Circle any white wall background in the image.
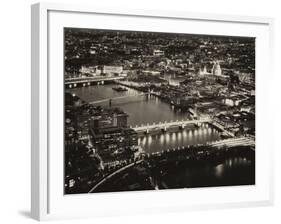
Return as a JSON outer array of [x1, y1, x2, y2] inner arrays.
[[0, 0, 280, 223]]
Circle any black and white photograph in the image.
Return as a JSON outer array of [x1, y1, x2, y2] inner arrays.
[[64, 28, 255, 194], [1, 0, 280, 222]]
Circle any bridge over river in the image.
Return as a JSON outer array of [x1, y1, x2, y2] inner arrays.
[[131, 118, 211, 133], [89, 92, 150, 105], [211, 136, 255, 148], [130, 117, 235, 138], [65, 76, 125, 88], [88, 136, 254, 193]]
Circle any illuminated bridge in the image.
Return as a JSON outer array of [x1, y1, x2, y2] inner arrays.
[[65, 76, 125, 88], [131, 118, 212, 133], [88, 136, 254, 193], [131, 117, 236, 137], [210, 137, 255, 148], [211, 120, 235, 137]]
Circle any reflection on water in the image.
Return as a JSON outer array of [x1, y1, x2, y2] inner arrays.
[[68, 84, 138, 102], [138, 126, 220, 153], [161, 156, 255, 188], [68, 84, 190, 126], [69, 84, 221, 153], [214, 157, 253, 179], [69, 84, 255, 188], [215, 164, 224, 177], [213, 157, 253, 179]]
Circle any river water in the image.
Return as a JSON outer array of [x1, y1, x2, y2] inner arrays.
[[68, 84, 255, 188], [138, 125, 221, 153], [67, 84, 221, 153], [68, 84, 189, 126], [159, 156, 255, 189]]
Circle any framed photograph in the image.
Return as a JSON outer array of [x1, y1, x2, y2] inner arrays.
[[31, 2, 274, 221]]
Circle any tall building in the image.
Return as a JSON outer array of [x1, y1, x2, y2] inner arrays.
[[113, 112, 128, 128], [198, 65, 209, 76], [90, 109, 128, 129], [79, 65, 101, 76], [212, 61, 222, 76], [102, 66, 123, 76]]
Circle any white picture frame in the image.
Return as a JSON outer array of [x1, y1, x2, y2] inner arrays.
[[31, 2, 274, 221]]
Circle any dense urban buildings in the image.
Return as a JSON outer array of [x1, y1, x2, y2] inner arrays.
[[64, 28, 255, 194]]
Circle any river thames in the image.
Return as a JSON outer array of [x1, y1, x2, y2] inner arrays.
[[67, 84, 221, 153], [67, 83, 255, 190]]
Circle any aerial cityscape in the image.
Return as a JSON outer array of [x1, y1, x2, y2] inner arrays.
[[64, 28, 255, 194]]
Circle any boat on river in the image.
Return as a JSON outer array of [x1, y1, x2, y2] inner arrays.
[[112, 86, 128, 92]]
